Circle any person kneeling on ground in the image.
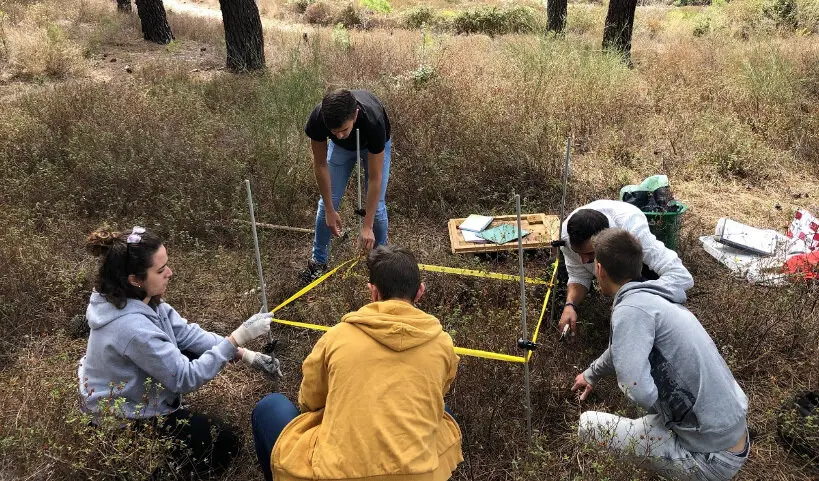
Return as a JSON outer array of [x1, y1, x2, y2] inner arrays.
[[571, 228, 749, 481], [78, 226, 280, 477], [559, 199, 694, 337], [252, 245, 463, 481]]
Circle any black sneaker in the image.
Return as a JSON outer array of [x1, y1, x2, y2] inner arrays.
[[298, 259, 327, 285]]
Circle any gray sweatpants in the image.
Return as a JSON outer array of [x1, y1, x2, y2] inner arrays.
[[578, 411, 748, 481]]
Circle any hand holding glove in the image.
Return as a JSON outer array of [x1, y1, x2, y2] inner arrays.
[[230, 312, 273, 346], [241, 348, 283, 380]]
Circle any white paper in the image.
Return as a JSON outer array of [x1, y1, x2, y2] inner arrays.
[[461, 230, 488, 243], [715, 218, 779, 256], [459, 214, 493, 232]]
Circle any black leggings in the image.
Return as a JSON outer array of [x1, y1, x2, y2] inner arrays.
[[153, 409, 240, 479]]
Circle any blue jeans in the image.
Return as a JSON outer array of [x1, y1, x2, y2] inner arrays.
[[252, 393, 300, 481], [312, 139, 391, 264]]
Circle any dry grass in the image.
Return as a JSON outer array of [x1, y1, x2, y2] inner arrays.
[[0, 0, 818, 479]]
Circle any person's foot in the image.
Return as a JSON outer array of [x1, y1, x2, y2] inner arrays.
[[298, 259, 327, 285]]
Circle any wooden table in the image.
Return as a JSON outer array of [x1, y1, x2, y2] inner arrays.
[[447, 214, 561, 254]]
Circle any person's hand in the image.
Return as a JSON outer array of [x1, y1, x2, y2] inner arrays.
[[241, 349, 283, 380], [558, 305, 578, 338], [571, 372, 593, 401], [325, 209, 343, 237], [357, 225, 376, 253], [230, 312, 273, 346]]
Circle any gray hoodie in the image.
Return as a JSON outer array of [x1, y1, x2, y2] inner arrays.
[[583, 280, 748, 453], [77, 291, 237, 419]]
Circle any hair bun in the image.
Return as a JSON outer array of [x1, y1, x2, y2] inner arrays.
[[86, 229, 123, 257]]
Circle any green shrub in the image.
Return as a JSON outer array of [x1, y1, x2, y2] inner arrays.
[[452, 6, 543, 37], [763, 0, 799, 27], [334, 2, 364, 28], [332, 23, 351, 50], [361, 0, 391, 14], [403, 5, 437, 29], [692, 12, 712, 36], [0, 334, 180, 479]]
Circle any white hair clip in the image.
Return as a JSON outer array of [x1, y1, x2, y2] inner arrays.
[[127, 226, 146, 244]]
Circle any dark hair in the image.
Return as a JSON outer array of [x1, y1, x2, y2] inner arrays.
[[86, 227, 163, 309], [367, 245, 420, 301], [321, 89, 357, 130], [592, 228, 643, 284], [567, 209, 609, 247]]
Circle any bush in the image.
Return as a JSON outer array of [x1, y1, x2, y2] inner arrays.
[[304, 0, 332, 25], [796, 0, 819, 32], [361, 0, 391, 14], [334, 2, 365, 28], [763, 0, 799, 28], [7, 22, 83, 79], [452, 6, 543, 37], [332, 22, 351, 50], [403, 5, 437, 29], [0, 333, 180, 479], [288, 0, 313, 14], [0, 58, 324, 245], [689, 114, 778, 182], [567, 4, 603, 35]]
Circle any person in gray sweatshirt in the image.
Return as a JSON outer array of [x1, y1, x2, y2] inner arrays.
[[78, 226, 279, 476], [571, 228, 749, 481]]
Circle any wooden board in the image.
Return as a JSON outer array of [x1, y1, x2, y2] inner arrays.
[[448, 214, 561, 254]]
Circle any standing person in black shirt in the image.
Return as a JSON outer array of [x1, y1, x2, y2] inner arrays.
[[300, 89, 392, 282]]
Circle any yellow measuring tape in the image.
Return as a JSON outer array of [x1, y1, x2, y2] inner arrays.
[[268, 257, 559, 363], [417, 264, 552, 286], [271, 258, 360, 314], [527, 258, 559, 362]]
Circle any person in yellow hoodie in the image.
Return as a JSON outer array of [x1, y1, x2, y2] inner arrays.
[[251, 245, 463, 481]]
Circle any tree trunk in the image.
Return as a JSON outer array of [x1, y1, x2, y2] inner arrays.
[[546, 0, 567, 35], [116, 0, 132, 13], [135, 0, 173, 44], [602, 0, 637, 64], [219, 0, 266, 72]]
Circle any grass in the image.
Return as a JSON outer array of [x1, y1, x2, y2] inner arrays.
[[0, 0, 818, 479]]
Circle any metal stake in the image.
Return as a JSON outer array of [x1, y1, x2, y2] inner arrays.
[[516, 194, 533, 442], [356, 128, 362, 233], [559, 137, 571, 233], [550, 138, 572, 327], [244, 180, 269, 314]]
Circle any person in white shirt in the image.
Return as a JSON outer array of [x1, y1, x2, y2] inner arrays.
[[558, 200, 693, 337]]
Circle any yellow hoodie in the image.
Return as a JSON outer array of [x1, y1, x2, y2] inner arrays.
[[272, 300, 463, 481]]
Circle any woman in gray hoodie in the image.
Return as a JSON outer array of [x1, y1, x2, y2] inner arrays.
[[78, 226, 278, 477]]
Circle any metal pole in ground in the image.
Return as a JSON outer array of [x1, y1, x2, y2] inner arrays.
[[559, 137, 571, 238], [244, 179, 269, 314], [550, 138, 572, 327], [516, 193, 533, 442], [356, 128, 362, 234]]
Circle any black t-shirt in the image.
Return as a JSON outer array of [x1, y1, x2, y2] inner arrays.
[[304, 90, 391, 154]]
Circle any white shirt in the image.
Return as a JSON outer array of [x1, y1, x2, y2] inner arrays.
[[559, 200, 694, 291]]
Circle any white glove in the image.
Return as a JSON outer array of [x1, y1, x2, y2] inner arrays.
[[241, 349, 283, 380], [231, 312, 273, 346]]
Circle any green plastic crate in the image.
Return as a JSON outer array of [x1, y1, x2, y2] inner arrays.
[[644, 201, 688, 251]]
